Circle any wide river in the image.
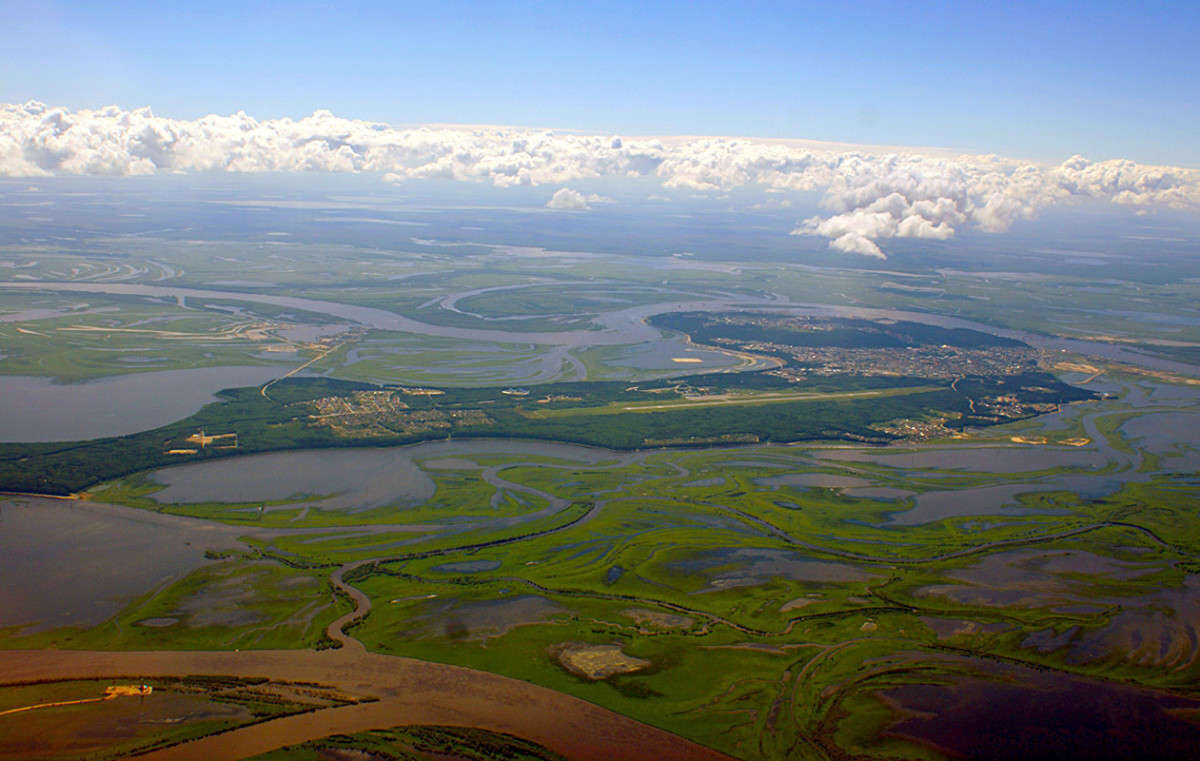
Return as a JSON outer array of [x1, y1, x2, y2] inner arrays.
[[3, 280, 1198, 372]]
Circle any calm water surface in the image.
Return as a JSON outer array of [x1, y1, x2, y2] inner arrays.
[[148, 438, 621, 511], [0, 366, 287, 442], [0, 497, 246, 631]]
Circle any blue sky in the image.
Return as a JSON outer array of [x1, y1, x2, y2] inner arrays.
[[3, 0, 1197, 166]]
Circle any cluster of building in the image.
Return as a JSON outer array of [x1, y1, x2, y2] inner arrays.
[[968, 394, 1060, 423], [304, 390, 490, 438], [166, 430, 238, 455], [755, 344, 1039, 379], [871, 417, 964, 441]]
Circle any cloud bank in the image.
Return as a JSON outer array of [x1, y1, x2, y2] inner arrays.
[[3, 101, 1199, 258]]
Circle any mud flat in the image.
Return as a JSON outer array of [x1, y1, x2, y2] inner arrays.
[[553, 643, 651, 680]]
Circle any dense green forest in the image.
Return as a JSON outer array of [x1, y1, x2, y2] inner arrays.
[[0, 370, 1091, 495], [649, 311, 1027, 349]]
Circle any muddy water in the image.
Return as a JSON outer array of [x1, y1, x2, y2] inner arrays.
[[672, 547, 874, 590], [816, 446, 1108, 473], [603, 338, 741, 372], [0, 437, 620, 630], [0, 687, 252, 761], [149, 448, 437, 512], [147, 438, 621, 512], [0, 498, 246, 631], [0, 366, 287, 442]]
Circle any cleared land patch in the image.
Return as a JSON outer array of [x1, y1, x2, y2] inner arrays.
[[522, 385, 943, 418]]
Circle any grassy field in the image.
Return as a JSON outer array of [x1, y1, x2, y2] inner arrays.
[[0, 293, 304, 382]]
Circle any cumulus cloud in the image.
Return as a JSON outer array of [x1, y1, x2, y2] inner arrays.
[[547, 187, 590, 210], [2, 101, 1199, 257], [546, 189, 612, 210]]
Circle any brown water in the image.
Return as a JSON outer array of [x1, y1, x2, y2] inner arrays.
[[149, 447, 436, 512], [0, 498, 247, 631]]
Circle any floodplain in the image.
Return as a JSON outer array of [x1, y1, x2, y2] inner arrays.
[[2, 181, 1200, 760]]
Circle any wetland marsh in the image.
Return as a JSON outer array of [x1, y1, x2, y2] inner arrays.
[[3, 182, 1200, 761], [4, 369, 1198, 760]]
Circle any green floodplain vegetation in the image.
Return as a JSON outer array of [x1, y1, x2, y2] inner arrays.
[[10, 559, 355, 652], [3, 368, 1199, 760], [5, 236, 1200, 388], [0, 292, 305, 382], [4, 240, 1200, 759], [245, 726, 570, 761]]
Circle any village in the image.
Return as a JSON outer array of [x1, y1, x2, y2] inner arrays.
[[753, 342, 1040, 380]]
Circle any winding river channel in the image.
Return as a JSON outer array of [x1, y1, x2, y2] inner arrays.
[[3, 279, 1200, 759], [3, 279, 1198, 371]]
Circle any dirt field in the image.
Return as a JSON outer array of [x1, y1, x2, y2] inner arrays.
[[525, 385, 940, 418], [553, 643, 652, 680]]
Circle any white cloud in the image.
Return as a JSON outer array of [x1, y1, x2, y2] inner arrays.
[[2, 101, 1199, 257], [546, 187, 590, 210]]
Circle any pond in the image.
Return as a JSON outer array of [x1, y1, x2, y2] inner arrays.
[[146, 438, 622, 512], [878, 660, 1200, 761]]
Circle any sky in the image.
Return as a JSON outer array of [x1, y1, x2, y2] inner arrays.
[[3, 0, 1198, 167]]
